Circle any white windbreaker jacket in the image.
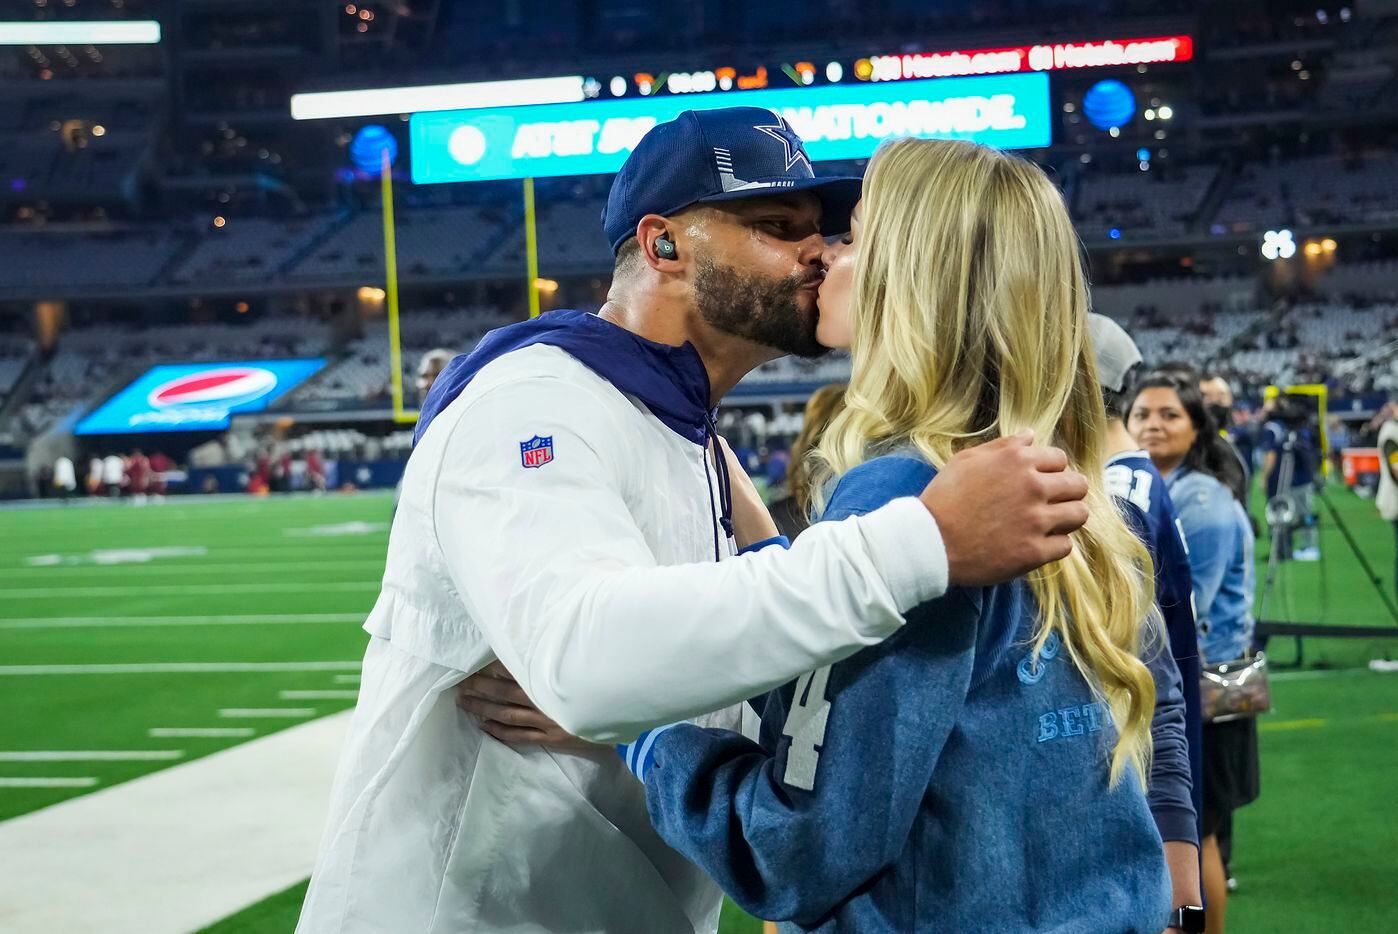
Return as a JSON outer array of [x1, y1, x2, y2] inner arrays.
[[298, 314, 949, 934], [1378, 417, 1397, 521]]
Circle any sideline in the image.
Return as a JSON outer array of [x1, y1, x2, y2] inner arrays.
[[0, 710, 351, 933]]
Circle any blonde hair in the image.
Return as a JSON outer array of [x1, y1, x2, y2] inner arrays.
[[787, 383, 847, 520], [812, 138, 1158, 788]]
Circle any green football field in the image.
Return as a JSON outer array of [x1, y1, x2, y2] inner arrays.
[[1, 486, 1394, 933]]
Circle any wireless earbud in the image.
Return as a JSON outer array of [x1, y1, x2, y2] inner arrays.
[[655, 235, 677, 259]]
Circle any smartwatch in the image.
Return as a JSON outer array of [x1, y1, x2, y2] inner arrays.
[[1168, 905, 1206, 932]]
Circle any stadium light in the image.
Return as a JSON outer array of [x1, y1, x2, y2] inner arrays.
[[290, 76, 585, 121], [0, 21, 161, 45], [1262, 229, 1296, 261]]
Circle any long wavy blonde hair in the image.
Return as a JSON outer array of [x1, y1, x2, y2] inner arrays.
[[812, 137, 1158, 788]]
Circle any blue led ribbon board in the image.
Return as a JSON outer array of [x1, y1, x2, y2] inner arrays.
[[410, 72, 1050, 184]]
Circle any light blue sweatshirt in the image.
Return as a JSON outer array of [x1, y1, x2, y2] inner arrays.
[[1164, 467, 1256, 664], [631, 456, 1172, 932]]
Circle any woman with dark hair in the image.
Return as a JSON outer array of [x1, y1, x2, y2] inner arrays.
[[1128, 371, 1259, 934], [767, 383, 847, 539]]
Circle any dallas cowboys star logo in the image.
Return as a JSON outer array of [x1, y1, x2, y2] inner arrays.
[[753, 115, 812, 175]]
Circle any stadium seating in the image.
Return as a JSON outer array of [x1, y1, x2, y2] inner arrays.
[[739, 352, 855, 391], [0, 227, 182, 294], [169, 217, 341, 284], [291, 307, 512, 404], [286, 206, 505, 282], [1074, 165, 1219, 240], [1089, 275, 1260, 319], [1215, 152, 1398, 233], [2, 145, 1396, 297], [490, 199, 613, 272]]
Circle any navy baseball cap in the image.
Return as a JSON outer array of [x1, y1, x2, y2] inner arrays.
[[602, 107, 863, 254]]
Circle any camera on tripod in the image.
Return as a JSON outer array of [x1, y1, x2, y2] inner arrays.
[[1268, 393, 1316, 432], [1260, 390, 1321, 555]]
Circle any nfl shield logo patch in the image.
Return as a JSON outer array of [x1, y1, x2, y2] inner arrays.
[[520, 435, 554, 469]]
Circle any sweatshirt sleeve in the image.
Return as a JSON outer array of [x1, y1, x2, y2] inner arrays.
[[637, 458, 978, 926], [1173, 482, 1240, 645], [428, 378, 949, 742], [1142, 629, 1197, 844], [1119, 500, 1198, 846]]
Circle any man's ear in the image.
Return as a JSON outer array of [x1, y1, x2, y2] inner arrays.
[[635, 215, 681, 270]]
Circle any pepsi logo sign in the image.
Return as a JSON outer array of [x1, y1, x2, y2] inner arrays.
[[147, 367, 278, 410], [76, 358, 326, 436]]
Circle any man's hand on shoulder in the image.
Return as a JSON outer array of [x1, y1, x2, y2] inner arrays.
[[920, 431, 1090, 587]]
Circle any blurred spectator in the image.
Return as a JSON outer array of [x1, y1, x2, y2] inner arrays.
[[53, 455, 76, 500], [767, 384, 846, 540], [149, 451, 173, 496], [128, 450, 151, 498], [416, 348, 456, 402], [1128, 372, 1259, 934], [1201, 373, 1251, 488], [1376, 402, 1398, 595], [101, 453, 126, 497], [307, 449, 327, 492], [1260, 401, 1321, 561]]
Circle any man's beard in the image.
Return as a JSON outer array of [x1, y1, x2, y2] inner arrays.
[[693, 257, 829, 359]]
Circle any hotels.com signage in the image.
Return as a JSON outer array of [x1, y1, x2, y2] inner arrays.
[[860, 35, 1194, 82]]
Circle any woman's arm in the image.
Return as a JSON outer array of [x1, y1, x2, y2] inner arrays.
[[638, 598, 977, 926], [1173, 481, 1241, 645], [1143, 636, 1197, 845], [633, 457, 979, 925]]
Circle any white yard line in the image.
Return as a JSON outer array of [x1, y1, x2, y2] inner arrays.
[[332, 674, 361, 684], [0, 582, 377, 599], [218, 708, 316, 719], [0, 751, 183, 762], [279, 690, 358, 700], [0, 777, 98, 789], [0, 614, 364, 630], [0, 709, 351, 933], [149, 728, 255, 738], [0, 561, 383, 576], [1270, 667, 1381, 681], [0, 661, 361, 676]]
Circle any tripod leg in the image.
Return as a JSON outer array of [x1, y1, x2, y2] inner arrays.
[[1317, 489, 1398, 626]]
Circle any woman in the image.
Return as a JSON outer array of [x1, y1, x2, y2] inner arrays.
[[1128, 372, 1259, 934], [619, 138, 1174, 932]]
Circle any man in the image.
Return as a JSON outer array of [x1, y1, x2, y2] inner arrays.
[[298, 108, 1091, 934], [52, 455, 76, 501], [415, 347, 454, 401], [101, 452, 125, 497], [1090, 315, 1205, 930], [86, 456, 103, 496], [127, 449, 151, 501], [1261, 396, 1320, 560], [1201, 372, 1252, 486], [393, 348, 457, 506]]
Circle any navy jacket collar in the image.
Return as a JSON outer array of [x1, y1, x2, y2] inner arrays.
[[414, 309, 714, 447]]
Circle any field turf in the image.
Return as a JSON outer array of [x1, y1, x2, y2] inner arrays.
[[1, 486, 1394, 933]]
